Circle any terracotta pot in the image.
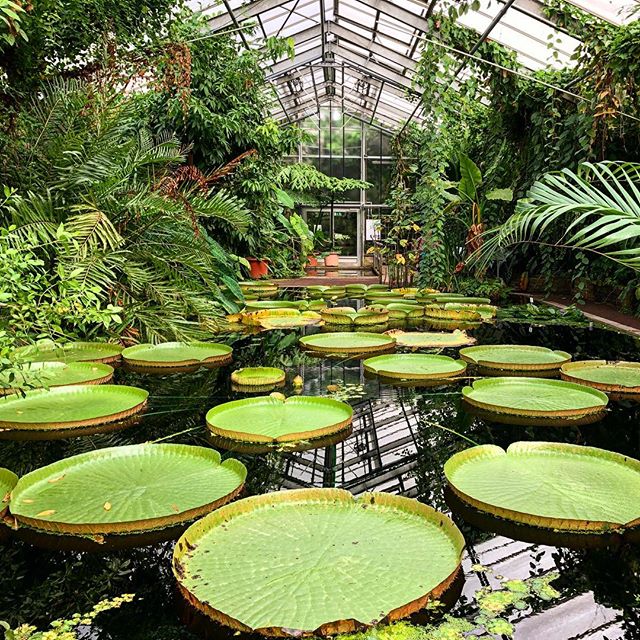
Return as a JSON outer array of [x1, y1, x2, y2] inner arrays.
[[247, 257, 269, 279], [323, 252, 339, 268], [306, 254, 319, 276]]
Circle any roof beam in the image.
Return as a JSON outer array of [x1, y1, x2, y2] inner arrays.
[[208, 0, 284, 31], [350, 0, 430, 31], [328, 22, 418, 74]]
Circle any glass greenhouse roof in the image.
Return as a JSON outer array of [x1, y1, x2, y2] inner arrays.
[[194, 0, 640, 130]]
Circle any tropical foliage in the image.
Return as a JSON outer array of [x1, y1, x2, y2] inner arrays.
[[473, 161, 640, 273]]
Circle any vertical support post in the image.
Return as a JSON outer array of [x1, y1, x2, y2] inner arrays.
[[358, 119, 366, 266]]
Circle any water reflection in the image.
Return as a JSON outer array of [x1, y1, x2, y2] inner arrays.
[[1, 320, 639, 638]]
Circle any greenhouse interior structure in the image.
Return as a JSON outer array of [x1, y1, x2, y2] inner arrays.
[[2, 0, 640, 638]]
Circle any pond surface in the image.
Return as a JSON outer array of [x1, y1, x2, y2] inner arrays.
[[2, 316, 640, 639]]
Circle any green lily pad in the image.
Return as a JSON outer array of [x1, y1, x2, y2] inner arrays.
[[560, 360, 640, 395], [300, 332, 395, 355], [462, 377, 608, 421], [206, 395, 352, 450], [460, 345, 571, 372], [424, 307, 482, 322], [321, 306, 389, 326], [429, 295, 491, 305], [230, 367, 285, 387], [0, 385, 149, 437], [1, 467, 18, 516], [0, 361, 113, 394], [382, 303, 425, 319], [10, 444, 246, 540], [364, 354, 467, 380], [173, 489, 464, 636], [122, 342, 232, 368], [386, 330, 476, 349], [445, 441, 640, 532], [244, 300, 304, 311], [444, 303, 497, 320], [14, 341, 123, 364]]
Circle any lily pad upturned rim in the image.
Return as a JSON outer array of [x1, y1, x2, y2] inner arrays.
[[320, 306, 389, 325], [423, 307, 482, 321], [230, 367, 286, 387], [0, 361, 114, 395], [122, 341, 233, 368], [364, 354, 467, 380], [1, 467, 18, 515], [10, 444, 247, 535], [0, 385, 149, 431], [385, 330, 476, 348], [173, 488, 465, 637], [14, 341, 123, 364], [300, 332, 396, 354], [560, 360, 640, 393], [445, 441, 640, 532], [459, 344, 572, 371], [205, 395, 353, 445], [462, 377, 608, 417]]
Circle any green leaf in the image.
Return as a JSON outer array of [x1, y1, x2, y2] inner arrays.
[[485, 188, 513, 201], [458, 154, 482, 203]]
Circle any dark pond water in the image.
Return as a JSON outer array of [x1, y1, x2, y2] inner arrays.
[[2, 314, 640, 639]]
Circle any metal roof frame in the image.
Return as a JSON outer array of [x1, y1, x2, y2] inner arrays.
[[198, 0, 640, 129]]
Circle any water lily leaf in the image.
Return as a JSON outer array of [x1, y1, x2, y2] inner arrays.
[[462, 377, 607, 418], [560, 360, 640, 395], [364, 354, 466, 380], [0, 385, 149, 436], [460, 345, 571, 372], [445, 441, 640, 531], [122, 342, 232, 368], [300, 332, 395, 355], [0, 361, 114, 394], [173, 489, 464, 636], [14, 341, 123, 364], [385, 330, 476, 349], [231, 367, 286, 387], [206, 395, 353, 448], [11, 444, 246, 538]]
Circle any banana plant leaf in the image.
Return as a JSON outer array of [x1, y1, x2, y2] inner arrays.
[[14, 341, 123, 364], [10, 444, 246, 538], [462, 377, 608, 417], [300, 332, 396, 354], [460, 345, 571, 371], [206, 395, 353, 447], [0, 361, 113, 394], [123, 342, 232, 367], [0, 385, 149, 435], [385, 330, 476, 348], [364, 354, 467, 380], [173, 488, 464, 637], [560, 360, 640, 395], [230, 368, 286, 387], [445, 441, 640, 532]]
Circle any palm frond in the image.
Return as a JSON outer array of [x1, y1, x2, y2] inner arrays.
[[471, 161, 640, 271]]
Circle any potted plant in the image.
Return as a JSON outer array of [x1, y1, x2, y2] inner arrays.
[[246, 257, 270, 279], [322, 250, 339, 268]]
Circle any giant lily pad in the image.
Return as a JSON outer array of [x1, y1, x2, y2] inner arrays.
[[428, 295, 491, 305], [1, 467, 18, 517], [206, 395, 352, 452], [445, 442, 640, 533], [423, 307, 482, 322], [10, 444, 246, 545], [122, 342, 232, 368], [173, 488, 464, 637], [379, 303, 424, 319], [462, 377, 608, 425], [244, 300, 304, 311], [230, 367, 285, 387], [364, 354, 466, 380], [560, 360, 640, 396], [385, 330, 476, 349], [14, 341, 123, 364], [0, 361, 113, 395], [0, 385, 149, 438], [444, 303, 497, 320], [321, 306, 389, 326], [460, 344, 571, 373], [300, 332, 395, 355]]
